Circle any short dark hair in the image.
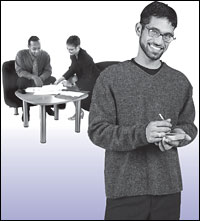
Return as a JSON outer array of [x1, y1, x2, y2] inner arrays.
[[28, 36, 40, 46], [140, 1, 177, 28], [66, 35, 80, 47]]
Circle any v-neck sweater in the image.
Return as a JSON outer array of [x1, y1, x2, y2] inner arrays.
[[88, 60, 197, 198]]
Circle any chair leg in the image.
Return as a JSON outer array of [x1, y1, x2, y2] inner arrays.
[[54, 104, 59, 120], [14, 107, 19, 115]]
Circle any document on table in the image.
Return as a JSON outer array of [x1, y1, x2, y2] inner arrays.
[[56, 91, 85, 97], [25, 85, 86, 97], [25, 84, 66, 95]]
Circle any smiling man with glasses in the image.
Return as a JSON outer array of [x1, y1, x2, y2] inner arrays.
[[135, 10, 177, 63], [88, 1, 197, 220]]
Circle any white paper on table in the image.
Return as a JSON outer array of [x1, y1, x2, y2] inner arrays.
[[33, 91, 58, 95], [25, 84, 66, 95], [41, 84, 65, 91], [57, 91, 85, 97], [25, 87, 39, 93]]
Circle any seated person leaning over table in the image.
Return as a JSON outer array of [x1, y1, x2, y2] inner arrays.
[[15, 36, 64, 121], [54, 35, 101, 120]]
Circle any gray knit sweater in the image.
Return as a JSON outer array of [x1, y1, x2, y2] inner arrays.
[[88, 60, 197, 199]]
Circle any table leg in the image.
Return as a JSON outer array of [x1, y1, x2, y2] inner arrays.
[[75, 100, 81, 133], [40, 105, 46, 143], [23, 101, 29, 127], [54, 104, 59, 120]]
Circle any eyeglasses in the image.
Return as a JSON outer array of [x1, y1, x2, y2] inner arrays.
[[67, 47, 76, 52], [145, 26, 176, 43]]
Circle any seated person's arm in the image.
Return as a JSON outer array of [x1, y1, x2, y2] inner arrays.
[[55, 62, 76, 84], [39, 53, 52, 81], [55, 76, 65, 84], [62, 75, 78, 87], [15, 52, 43, 87], [15, 53, 33, 80]]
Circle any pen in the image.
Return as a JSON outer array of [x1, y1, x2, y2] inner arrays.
[[159, 113, 165, 120]]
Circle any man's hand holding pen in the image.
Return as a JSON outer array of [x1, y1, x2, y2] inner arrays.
[[146, 114, 192, 152], [146, 118, 172, 144]]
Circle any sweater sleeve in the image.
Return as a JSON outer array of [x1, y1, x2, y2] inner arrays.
[[174, 84, 198, 147], [88, 74, 149, 152]]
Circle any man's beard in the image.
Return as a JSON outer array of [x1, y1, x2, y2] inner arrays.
[[139, 38, 164, 61]]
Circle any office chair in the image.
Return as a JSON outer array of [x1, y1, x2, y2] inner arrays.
[[81, 61, 120, 111], [95, 61, 119, 72], [2, 60, 23, 115]]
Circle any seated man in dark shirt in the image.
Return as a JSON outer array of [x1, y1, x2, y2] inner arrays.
[[55, 35, 100, 120], [15, 36, 56, 120]]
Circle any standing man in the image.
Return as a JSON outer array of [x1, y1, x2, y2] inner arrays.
[[88, 1, 197, 220], [15, 36, 56, 119]]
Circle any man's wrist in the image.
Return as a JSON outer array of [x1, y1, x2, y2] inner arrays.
[[30, 75, 35, 80], [39, 76, 44, 82]]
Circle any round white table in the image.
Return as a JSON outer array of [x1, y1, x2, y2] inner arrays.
[[15, 91, 88, 143]]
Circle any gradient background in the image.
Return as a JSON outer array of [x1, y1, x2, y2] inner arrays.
[[1, 1, 199, 220]]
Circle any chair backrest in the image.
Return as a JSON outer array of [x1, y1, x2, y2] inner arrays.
[[2, 60, 22, 107], [95, 61, 120, 72]]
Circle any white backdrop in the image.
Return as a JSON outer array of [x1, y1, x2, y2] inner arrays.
[[1, 1, 199, 126], [1, 1, 199, 220]]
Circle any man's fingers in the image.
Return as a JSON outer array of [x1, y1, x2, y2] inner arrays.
[[162, 143, 173, 151], [158, 142, 165, 152], [151, 132, 166, 138], [159, 138, 174, 151], [155, 127, 172, 133], [164, 137, 178, 146], [185, 134, 192, 141], [155, 120, 172, 127], [150, 137, 163, 143]]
